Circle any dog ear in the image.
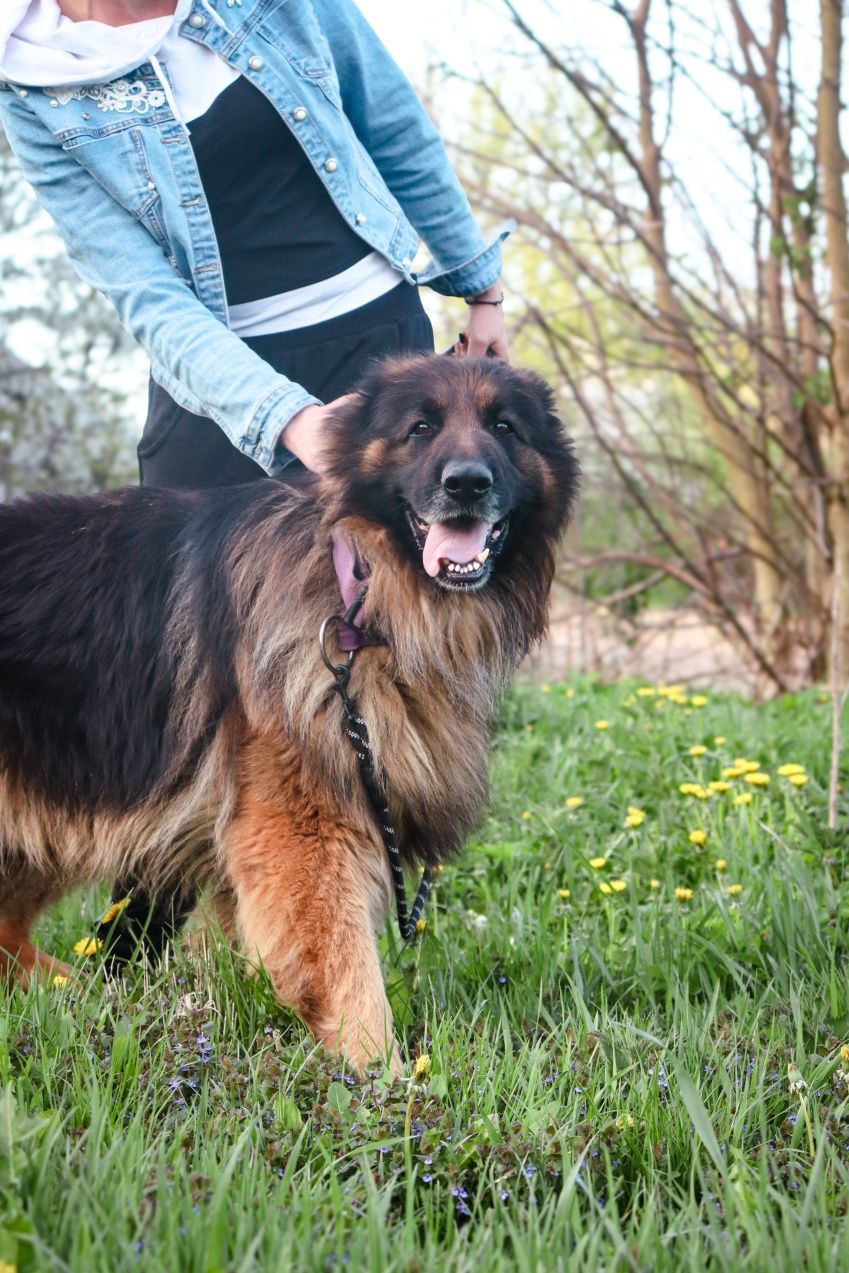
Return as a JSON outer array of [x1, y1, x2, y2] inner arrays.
[[510, 368, 566, 433]]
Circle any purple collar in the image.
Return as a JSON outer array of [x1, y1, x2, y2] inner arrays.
[[330, 529, 383, 651]]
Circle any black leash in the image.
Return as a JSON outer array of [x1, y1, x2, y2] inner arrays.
[[319, 590, 433, 941]]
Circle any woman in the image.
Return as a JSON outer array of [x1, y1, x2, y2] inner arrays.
[[0, 0, 510, 957]]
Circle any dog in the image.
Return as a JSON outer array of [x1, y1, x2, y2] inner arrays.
[[0, 354, 578, 1072]]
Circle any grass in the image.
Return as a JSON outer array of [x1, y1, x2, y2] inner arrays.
[[3, 676, 849, 1271]]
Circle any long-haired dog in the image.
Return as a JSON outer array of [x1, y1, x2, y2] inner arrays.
[[0, 355, 577, 1072]]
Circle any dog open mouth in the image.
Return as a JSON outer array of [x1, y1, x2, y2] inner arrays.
[[406, 508, 508, 588]]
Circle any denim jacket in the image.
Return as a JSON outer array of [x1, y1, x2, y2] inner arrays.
[[0, 0, 511, 472]]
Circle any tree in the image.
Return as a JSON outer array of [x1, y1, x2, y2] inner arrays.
[[448, 0, 849, 691]]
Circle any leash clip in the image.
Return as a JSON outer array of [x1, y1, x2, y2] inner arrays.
[[318, 613, 354, 677]]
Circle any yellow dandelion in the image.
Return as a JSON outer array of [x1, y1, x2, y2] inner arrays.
[[628, 804, 646, 818], [595, 720, 610, 731], [840, 1044, 849, 1064], [0, 1261, 17, 1273], [615, 1113, 636, 1129], [566, 796, 584, 809], [73, 937, 102, 957], [688, 745, 708, 757], [654, 699, 667, 710], [589, 857, 607, 870], [675, 887, 694, 902], [521, 810, 532, 821], [788, 773, 809, 788], [669, 693, 688, 706], [708, 780, 731, 794], [777, 763, 806, 777], [558, 888, 570, 899], [715, 858, 727, 872], [688, 829, 707, 845], [599, 882, 613, 895], [722, 766, 745, 779], [52, 974, 69, 988], [564, 687, 575, 698], [624, 814, 643, 829], [413, 1054, 432, 1080], [416, 918, 427, 934], [713, 736, 727, 745], [690, 695, 708, 707], [727, 884, 743, 896], [610, 879, 628, 893], [636, 687, 656, 697], [649, 878, 661, 890], [679, 783, 709, 799], [733, 792, 753, 805], [541, 684, 550, 694], [100, 895, 132, 925], [742, 761, 762, 774], [744, 772, 770, 786]]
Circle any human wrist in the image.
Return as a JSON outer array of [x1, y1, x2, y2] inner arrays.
[[463, 281, 504, 306]]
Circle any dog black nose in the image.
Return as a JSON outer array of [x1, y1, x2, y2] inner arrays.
[[441, 460, 493, 502]]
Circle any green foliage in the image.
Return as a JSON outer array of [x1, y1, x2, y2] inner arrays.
[[6, 679, 849, 1270]]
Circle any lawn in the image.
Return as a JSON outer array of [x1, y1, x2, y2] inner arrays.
[[2, 678, 849, 1272]]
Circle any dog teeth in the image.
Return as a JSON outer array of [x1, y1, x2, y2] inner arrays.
[[446, 559, 484, 576], [478, 548, 490, 563]]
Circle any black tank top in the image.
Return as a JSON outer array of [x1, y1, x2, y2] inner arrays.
[[187, 75, 370, 305]]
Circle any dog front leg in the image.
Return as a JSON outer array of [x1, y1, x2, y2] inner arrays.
[[224, 754, 399, 1076]]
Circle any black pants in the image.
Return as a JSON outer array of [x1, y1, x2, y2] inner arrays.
[[103, 283, 434, 963]]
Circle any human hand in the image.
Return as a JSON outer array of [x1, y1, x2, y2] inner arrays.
[[454, 283, 509, 361], [281, 393, 358, 473]]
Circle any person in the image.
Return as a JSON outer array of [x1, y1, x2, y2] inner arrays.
[[0, 0, 511, 958]]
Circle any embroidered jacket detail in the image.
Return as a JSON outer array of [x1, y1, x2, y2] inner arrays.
[[45, 80, 167, 114]]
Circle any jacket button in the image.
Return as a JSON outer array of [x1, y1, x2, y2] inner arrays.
[[147, 180, 156, 191], [189, 12, 205, 26], [324, 157, 338, 173], [292, 106, 308, 122], [49, 99, 58, 107], [82, 111, 90, 119], [19, 89, 28, 97], [248, 55, 264, 72], [355, 213, 366, 225]]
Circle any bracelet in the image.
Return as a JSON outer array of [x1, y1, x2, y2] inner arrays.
[[464, 294, 504, 307]]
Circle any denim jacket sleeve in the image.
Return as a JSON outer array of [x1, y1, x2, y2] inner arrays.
[[0, 94, 320, 474], [313, 0, 509, 297]]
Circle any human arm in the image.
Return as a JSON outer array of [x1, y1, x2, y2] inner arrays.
[[313, 0, 512, 300], [0, 91, 320, 474]]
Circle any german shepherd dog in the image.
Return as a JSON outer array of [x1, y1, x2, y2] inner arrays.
[[0, 355, 577, 1073]]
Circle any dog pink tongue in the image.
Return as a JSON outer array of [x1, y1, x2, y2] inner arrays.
[[422, 521, 490, 578]]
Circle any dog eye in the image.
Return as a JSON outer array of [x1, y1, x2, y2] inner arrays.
[[409, 420, 433, 437], [489, 419, 514, 435]]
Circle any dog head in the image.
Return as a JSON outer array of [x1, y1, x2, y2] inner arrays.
[[321, 355, 578, 594]]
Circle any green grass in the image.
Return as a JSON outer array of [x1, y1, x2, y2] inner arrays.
[[3, 677, 849, 1271]]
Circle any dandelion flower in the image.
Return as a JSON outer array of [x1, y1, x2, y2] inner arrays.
[[714, 736, 727, 745], [558, 888, 570, 899], [744, 772, 770, 787], [715, 858, 727, 872], [688, 745, 707, 757], [727, 883, 743, 896], [521, 810, 532, 821], [73, 937, 102, 957], [649, 878, 661, 890], [610, 878, 628, 892], [413, 1054, 432, 1080], [675, 887, 694, 902], [679, 783, 709, 799], [599, 882, 613, 895], [690, 695, 708, 707], [589, 857, 607, 870], [708, 781, 731, 794], [100, 895, 132, 925], [595, 720, 610, 731], [52, 974, 69, 988], [722, 766, 745, 779], [566, 796, 584, 809], [733, 792, 753, 805], [615, 1113, 636, 1129], [788, 773, 809, 787], [669, 693, 688, 706], [840, 1044, 849, 1064], [637, 687, 656, 697], [541, 684, 550, 694], [688, 829, 707, 845], [777, 763, 806, 777], [564, 687, 575, 698], [742, 761, 762, 774], [416, 918, 427, 934], [625, 806, 646, 828]]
